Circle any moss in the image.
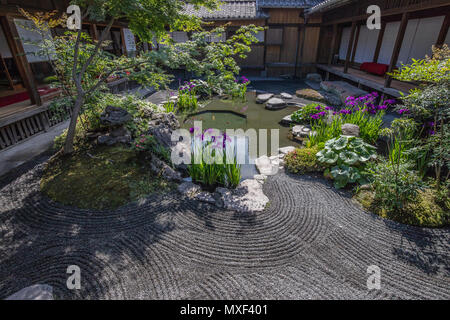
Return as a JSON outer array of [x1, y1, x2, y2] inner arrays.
[[354, 188, 449, 228], [41, 145, 174, 210]]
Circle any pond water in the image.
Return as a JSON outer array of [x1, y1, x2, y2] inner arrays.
[[178, 92, 303, 179], [180, 92, 302, 149]]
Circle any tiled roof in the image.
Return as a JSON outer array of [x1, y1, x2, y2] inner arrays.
[[257, 0, 323, 8], [184, 1, 268, 20]]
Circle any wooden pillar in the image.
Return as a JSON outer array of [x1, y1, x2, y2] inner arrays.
[[344, 21, 356, 74], [328, 24, 338, 65], [436, 13, 449, 47], [1, 16, 41, 106], [373, 21, 386, 63], [298, 18, 308, 78], [385, 12, 409, 88], [262, 19, 268, 75], [90, 24, 99, 41], [294, 25, 301, 78], [350, 24, 360, 64]]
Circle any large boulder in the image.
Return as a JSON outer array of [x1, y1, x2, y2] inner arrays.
[[265, 97, 286, 110], [256, 93, 274, 104], [178, 181, 201, 198], [6, 284, 53, 300], [100, 106, 132, 126], [147, 112, 180, 149], [255, 155, 279, 176], [342, 123, 360, 137], [295, 88, 327, 103], [306, 73, 322, 83], [219, 179, 269, 213], [320, 81, 368, 105], [151, 156, 182, 182]]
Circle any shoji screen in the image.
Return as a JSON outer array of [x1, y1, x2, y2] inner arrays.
[[353, 26, 380, 63], [338, 27, 352, 60], [377, 21, 400, 65]]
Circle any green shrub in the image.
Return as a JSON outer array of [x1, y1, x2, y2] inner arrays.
[[317, 135, 377, 188], [291, 103, 325, 124], [355, 186, 448, 227], [284, 147, 322, 174]]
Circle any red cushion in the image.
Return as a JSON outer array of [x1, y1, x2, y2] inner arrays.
[[360, 62, 389, 76]]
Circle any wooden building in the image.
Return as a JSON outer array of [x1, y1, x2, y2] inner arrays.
[[0, 0, 138, 150], [311, 0, 450, 97]]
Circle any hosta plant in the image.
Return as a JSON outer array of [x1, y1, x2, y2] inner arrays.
[[317, 135, 377, 188]]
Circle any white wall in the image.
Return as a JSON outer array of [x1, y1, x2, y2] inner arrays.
[[377, 21, 400, 65], [0, 26, 12, 58], [338, 27, 351, 60]]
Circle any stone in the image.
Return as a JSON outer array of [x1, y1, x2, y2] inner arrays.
[[147, 112, 180, 149], [256, 93, 274, 104], [110, 126, 130, 138], [323, 92, 342, 106], [306, 73, 322, 83], [253, 174, 267, 182], [6, 284, 53, 300], [220, 179, 269, 213], [195, 192, 216, 204], [178, 181, 201, 198], [279, 146, 296, 155], [281, 114, 294, 125], [295, 88, 327, 103], [280, 92, 293, 99], [255, 155, 279, 176], [100, 106, 132, 126], [292, 125, 313, 138], [97, 134, 116, 146], [265, 98, 286, 110], [151, 156, 182, 182], [320, 81, 368, 105], [342, 123, 360, 137]]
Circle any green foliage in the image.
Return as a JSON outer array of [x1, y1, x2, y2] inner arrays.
[[132, 134, 170, 163], [291, 103, 325, 124], [306, 116, 342, 148], [317, 136, 377, 188], [188, 132, 241, 190], [343, 109, 384, 144], [284, 147, 322, 174], [177, 90, 199, 113], [163, 100, 176, 113], [166, 25, 263, 97]]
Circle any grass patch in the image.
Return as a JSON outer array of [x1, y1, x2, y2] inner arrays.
[[354, 188, 449, 228], [41, 145, 174, 210]]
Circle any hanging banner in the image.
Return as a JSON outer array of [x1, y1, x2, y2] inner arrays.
[[122, 28, 136, 53]]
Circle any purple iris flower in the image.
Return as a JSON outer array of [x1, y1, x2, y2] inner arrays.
[[398, 108, 410, 115]]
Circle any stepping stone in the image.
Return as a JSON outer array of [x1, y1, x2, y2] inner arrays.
[[256, 93, 274, 104], [255, 155, 279, 176], [280, 92, 293, 99], [320, 81, 368, 105], [6, 284, 53, 300], [292, 125, 314, 138], [265, 97, 286, 110], [295, 88, 327, 103]]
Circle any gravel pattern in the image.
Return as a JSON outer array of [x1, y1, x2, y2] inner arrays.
[[0, 156, 449, 300]]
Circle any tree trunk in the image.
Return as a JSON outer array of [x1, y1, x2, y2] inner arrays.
[[64, 94, 85, 154]]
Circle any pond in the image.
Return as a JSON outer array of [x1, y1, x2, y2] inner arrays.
[[180, 92, 302, 149]]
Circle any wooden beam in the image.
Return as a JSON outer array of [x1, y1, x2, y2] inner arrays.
[[294, 25, 301, 78], [262, 18, 268, 73], [327, 24, 338, 65], [322, 0, 449, 26], [373, 21, 386, 63], [344, 21, 356, 74], [436, 12, 450, 46], [385, 12, 409, 88], [350, 24, 360, 64], [1, 16, 41, 106]]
